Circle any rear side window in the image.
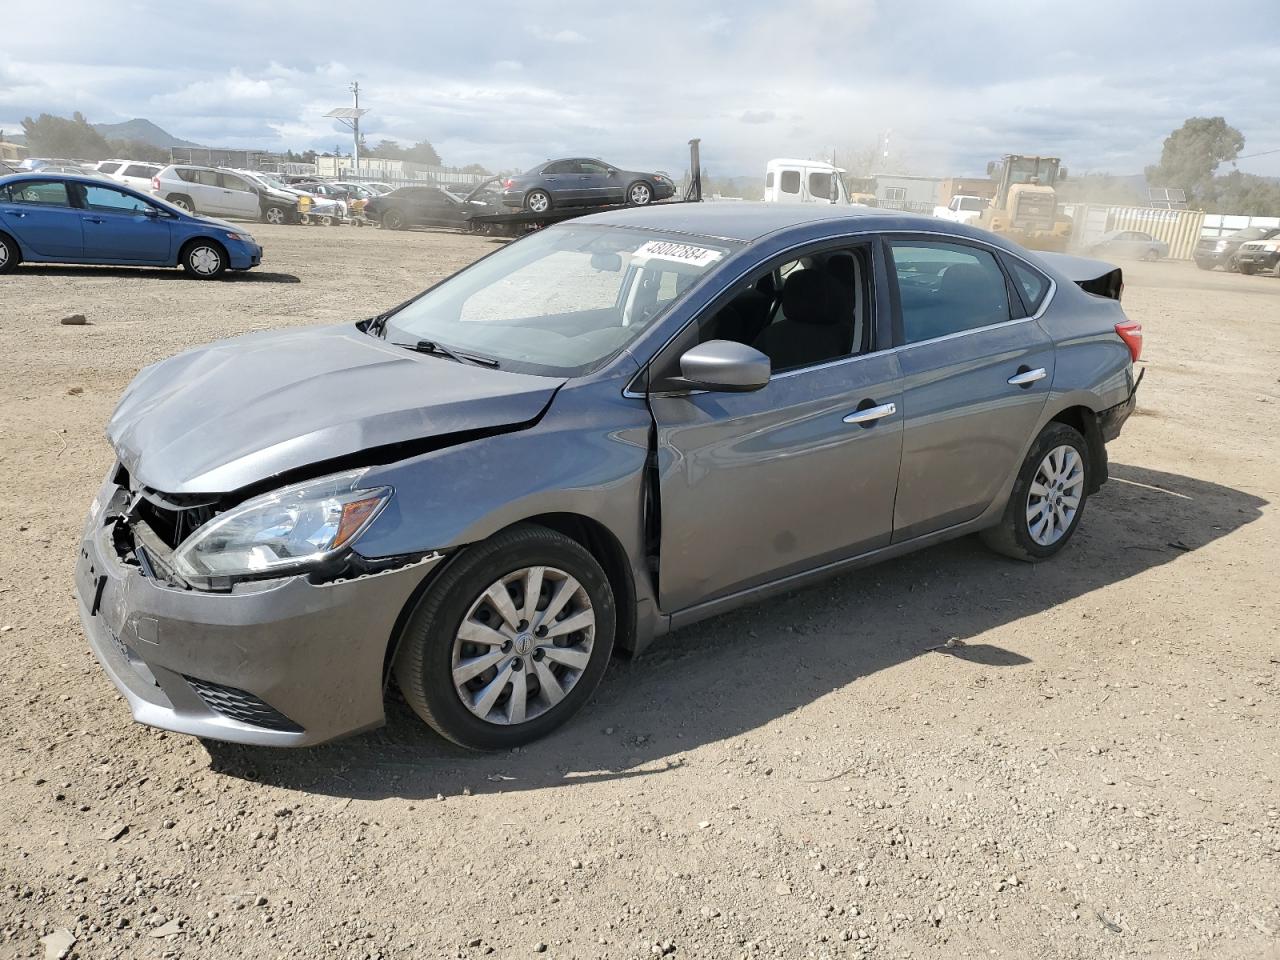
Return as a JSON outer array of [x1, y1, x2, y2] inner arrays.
[[179, 168, 219, 186], [780, 170, 801, 194], [891, 241, 1011, 344], [766, 171, 775, 188], [7, 180, 71, 206], [1007, 258, 1050, 315]]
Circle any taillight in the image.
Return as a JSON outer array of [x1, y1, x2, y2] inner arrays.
[[1115, 320, 1143, 362], [152, 176, 160, 191], [503, 178, 514, 189]]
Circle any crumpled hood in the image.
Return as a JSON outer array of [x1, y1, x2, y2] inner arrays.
[[108, 324, 564, 494]]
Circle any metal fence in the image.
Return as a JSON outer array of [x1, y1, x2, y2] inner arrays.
[[1199, 213, 1280, 241], [878, 198, 936, 214]]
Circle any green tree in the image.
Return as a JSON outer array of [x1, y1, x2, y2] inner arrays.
[[368, 138, 441, 166], [1201, 171, 1280, 217], [1145, 117, 1245, 204], [21, 112, 111, 159]]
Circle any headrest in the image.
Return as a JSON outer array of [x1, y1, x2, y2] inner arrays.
[[781, 268, 838, 326]]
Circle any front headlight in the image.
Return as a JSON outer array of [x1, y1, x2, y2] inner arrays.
[[171, 470, 392, 580]]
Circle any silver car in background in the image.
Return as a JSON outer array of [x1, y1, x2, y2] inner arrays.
[[75, 204, 1142, 750]]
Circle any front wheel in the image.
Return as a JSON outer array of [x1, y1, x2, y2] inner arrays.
[[981, 422, 1090, 561], [180, 240, 227, 279], [382, 209, 406, 230], [1225, 255, 1240, 273], [626, 181, 653, 206], [262, 205, 288, 225], [1239, 263, 1257, 276], [394, 524, 616, 750]]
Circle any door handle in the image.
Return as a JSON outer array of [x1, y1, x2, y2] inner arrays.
[[1008, 367, 1047, 387], [4, 210, 26, 218], [84, 217, 104, 224], [843, 402, 897, 425]]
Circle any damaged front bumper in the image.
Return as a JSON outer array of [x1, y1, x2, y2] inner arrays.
[[75, 472, 441, 747]]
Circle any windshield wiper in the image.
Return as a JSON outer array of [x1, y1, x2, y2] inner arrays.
[[392, 339, 500, 368]]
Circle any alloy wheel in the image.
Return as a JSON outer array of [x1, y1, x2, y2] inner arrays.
[[451, 565, 595, 725], [0, 241, 8, 269], [265, 207, 285, 225], [188, 245, 221, 276], [629, 183, 652, 205], [527, 192, 550, 213], [1026, 445, 1084, 546]]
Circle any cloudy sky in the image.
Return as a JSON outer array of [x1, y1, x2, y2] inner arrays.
[[3, 0, 1278, 179]]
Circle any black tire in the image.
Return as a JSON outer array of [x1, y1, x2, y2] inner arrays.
[[626, 180, 653, 206], [179, 239, 228, 279], [980, 422, 1091, 562], [262, 204, 289, 225], [1194, 260, 1213, 271], [524, 189, 552, 214], [0, 232, 19, 274], [1225, 254, 1240, 273], [382, 209, 406, 231], [166, 194, 194, 213], [1239, 263, 1257, 276], [394, 524, 616, 750]]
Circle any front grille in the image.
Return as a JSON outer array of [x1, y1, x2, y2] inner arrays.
[[183, 676, 303, 733]]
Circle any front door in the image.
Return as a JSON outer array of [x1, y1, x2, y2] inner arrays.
[[0, 179, 84, 259], [218, 173, 261, 219], [887, 238, 1054, 541], [649, 241, 903, 611], [76, 183, 172, 262], [577, 160, 617, 204]]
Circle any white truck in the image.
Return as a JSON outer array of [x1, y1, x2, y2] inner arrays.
[[932, 194, 988, 225], [763, 158, 849, 204]]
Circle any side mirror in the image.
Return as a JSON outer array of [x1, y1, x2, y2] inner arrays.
[[676, 340, 771, 393], [141, 206, 161, 218]]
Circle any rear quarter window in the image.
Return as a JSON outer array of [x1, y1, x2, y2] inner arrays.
[[1006, 258, 1050, 315]]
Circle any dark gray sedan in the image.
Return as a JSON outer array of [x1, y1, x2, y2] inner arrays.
[[501, 157, 676, 212], [76, 204, 1142, 750]]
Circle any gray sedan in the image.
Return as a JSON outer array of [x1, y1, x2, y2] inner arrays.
[[1086, 230, 1169, 261], [76, 204, 1142, 750]]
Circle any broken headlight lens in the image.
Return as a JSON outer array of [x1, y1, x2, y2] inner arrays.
[[171, 471, 392, 579]]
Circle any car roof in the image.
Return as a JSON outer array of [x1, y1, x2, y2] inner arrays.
[[579, 200, 937, 242], [0, 171, 121, 185]]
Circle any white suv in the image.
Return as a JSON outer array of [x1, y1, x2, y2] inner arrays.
[[150, 164, 267, 221], [97, 160, 163, 194]]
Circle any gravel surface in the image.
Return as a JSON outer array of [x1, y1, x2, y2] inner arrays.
[[1, 225, 1277, 959]]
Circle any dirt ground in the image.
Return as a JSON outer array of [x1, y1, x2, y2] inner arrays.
[[1, 224, 1277, 960]]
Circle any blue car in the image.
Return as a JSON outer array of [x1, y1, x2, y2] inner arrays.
[[0, 174, 263, 279]]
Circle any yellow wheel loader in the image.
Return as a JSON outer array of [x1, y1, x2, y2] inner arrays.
[[980, 155, 1072, 252]]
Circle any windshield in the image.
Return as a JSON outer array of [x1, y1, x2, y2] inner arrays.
[[1232, 227, 1273, 240], [381, 224, 740, 376], [1006, 157, 1059, 185]]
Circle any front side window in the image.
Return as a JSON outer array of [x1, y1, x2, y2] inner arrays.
[[220, 173, 252, 192], [808, 171, 833, 199], [579, 161, 610, 175], [891, 241, 1011, 344], [81, 184, 155, 214], [382, 225, 740, 376], [6, 180, 71, 206], [97, 162, 122, 174], [779, 170, 801, 194], [122, 164, 157, 179]]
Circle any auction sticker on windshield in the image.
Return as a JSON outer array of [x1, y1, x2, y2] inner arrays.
[[634, 240, 724, 268]]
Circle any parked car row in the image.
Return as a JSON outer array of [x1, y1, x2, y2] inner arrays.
[[1194, 226, 1280, 274]]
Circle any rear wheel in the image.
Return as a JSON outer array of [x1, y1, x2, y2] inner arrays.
[[0, 232, 18, 274], [394, 524, 615, 750], [525, 190, 552, 214], [981, 422, 1090, 562], [180, 239, 227, 279], [166, 194, 194, 213]]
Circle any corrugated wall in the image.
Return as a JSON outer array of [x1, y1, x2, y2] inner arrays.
[[1105, 207, 1205, 260], [1065, 204, 1206, 260]]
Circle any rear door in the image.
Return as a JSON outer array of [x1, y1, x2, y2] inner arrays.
[[649, 240, 904, 611], [0, 179, 84, 259], [181, 168, 225, 214], [888, 237, 1054, 541], [541, 160, 581, 204], [75, 183, 172, 262]]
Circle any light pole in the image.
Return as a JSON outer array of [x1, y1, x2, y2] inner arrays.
[[324, 82, 368, 176]]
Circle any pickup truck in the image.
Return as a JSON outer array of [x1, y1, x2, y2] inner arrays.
[[933, 194, 988, 225]]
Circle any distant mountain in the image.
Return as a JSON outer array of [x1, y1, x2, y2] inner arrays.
[[92, 119, 200, 149]]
